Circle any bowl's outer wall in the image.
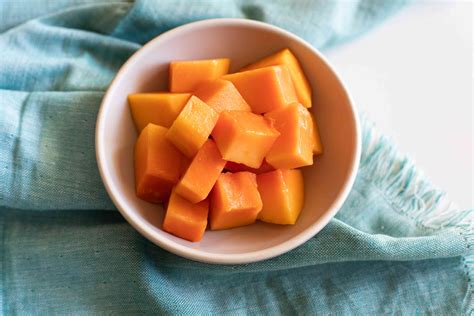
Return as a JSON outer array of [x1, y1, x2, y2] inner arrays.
[[96, 19, 360, 264]]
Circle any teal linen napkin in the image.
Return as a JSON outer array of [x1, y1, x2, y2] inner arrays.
[[1, 1, 472, 314]]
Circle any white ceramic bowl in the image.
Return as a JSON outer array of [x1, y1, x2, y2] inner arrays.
[[96, 19, 360, 264]]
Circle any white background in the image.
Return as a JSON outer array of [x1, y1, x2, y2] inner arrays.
[[325, 1, 473, 209]]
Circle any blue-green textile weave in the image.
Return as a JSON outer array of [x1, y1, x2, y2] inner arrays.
[[1, 1, 473, 314]]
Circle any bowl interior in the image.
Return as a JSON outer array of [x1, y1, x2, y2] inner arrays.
[[97, 20, 359, 263]]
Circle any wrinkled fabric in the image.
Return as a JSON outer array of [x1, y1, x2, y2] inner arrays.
[[1, 1, 472, 314]]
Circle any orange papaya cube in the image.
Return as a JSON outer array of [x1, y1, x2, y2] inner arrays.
[[309, 112, 324, 155], [175, 139, 226, 203], [193, 79, 251, 113], [257, 169, 304, 225], [211, 111, 280, 168], [241, 49, 312, 108], [222, 65, 297, 113], [128, 93, 191, 132], [265, 103, 315, 169], [162, 189, 209, 242], [134, 124, 183, 203], [209, 172, 263, 230], [166, 96, 218, 157], [224, 160, 274, 174], [169, 58, 230, 92]]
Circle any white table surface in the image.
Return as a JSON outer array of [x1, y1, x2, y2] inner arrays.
[[325, 1, 473, 209]]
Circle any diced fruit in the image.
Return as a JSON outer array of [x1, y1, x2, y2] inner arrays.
[[129, 51, 322, 240], [175, 139, 226, 203], [134, 124, 183, 203], [166, 96, 218, 157], [170, 58, 230, 92], [222, 65, 297, 113], [211, 111, 280, 168], [128, 93, 191, 132], [309, 112, 323, 155], [193, 79, 251, 113], [162, 189, 209, 242], [241, 49, 312, 108], [265, 103, 316, 169], [257, 169, 304, 225], [224, 160, 274, 174], [210, 172, 263, 230]]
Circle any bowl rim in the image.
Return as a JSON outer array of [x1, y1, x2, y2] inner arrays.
[[96, 18, 361, 265]]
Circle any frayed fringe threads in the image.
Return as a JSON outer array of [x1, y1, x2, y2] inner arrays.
[[359, 116, 473, 231]]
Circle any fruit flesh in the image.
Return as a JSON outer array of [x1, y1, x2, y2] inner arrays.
[[257, 169, 304, 225], [265, 103, 316, 169], [129, 51, 322, 241], [170, 58, 230, 93], [162, 189, 209, 242], [193, 79, 251, 113], [128, 93, 191, 132], [210, 172, 263, 230], [166, 96, 218, 158], [211, 111, 280, 168], [224, 160, 274, 174], [175, 139, 226, 203], [241, 48, 312, 108], [309, 112, 324, 155], [134, 124, 183, 203], [222, 65, 297, 114]]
